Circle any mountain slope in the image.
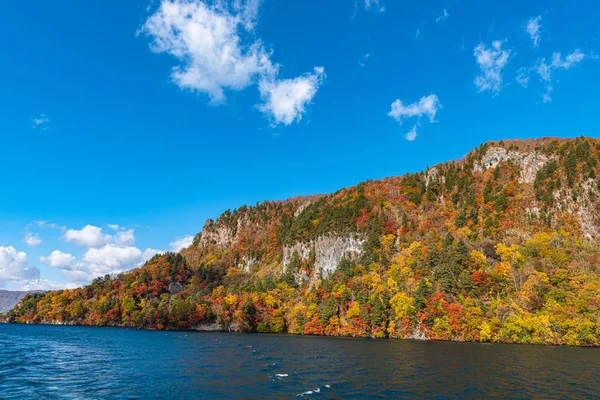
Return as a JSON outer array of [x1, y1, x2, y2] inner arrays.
[[5, 137, 600, 346], [0, 291, 41, 313]]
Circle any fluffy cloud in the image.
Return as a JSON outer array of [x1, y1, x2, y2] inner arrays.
[[109, 225, 136, 246], [549, 50, 586, 70], [0, 246, 40, 289], [6, 223, 192, 289], [54, 245, 162, 285], [141, 0, 275, 103], [63, 224, 138, 248], [474, 40, 511, 94], [169, 235, 194, 252], [32, 114, 50, 130], [388, 94, 440, 124], [40, 250, 76, 269], [388, 94, 441, 141], [55, 223, 164, 283], [64, 225, 112, 248], [20, 279, 78, 291], [258, 67, 326, 126], [141, 0, 324, 124], [231, 0, 261, 30], [24, 232, 42, 248], [404, 125, 418, 142], [518, 49, 589, 102], [82, 245, 147, 270], [525, 16, 542, 48]]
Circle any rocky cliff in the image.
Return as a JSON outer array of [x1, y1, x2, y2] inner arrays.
[[283, 234, 366, 282]]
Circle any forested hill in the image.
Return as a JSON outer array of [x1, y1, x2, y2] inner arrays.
[[5, 137, 600, 346]]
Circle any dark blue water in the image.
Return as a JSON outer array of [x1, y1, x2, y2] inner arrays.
[[0, 324, 598, 399]]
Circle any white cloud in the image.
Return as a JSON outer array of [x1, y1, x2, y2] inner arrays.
[[169, 235, 194, 252], [40, 250, 76, 269], [232, 0, 261, 31], [550, 50, 586, 70], [258, 67, 326, 126], [525, 16, 542, 48], [82, 245, 145, 271], [535, 60, 552, 82], [141, 0, 325, 125], [55, 245, 162, 285], [64, 225, 112, 248], [363, 0, 385, 13], [404, 125, 418, 141], [108, 224, 136, 246], [24, 232, 42, 248], [541, 86, 553, 104], [20, 279, 78, 291], [474, 40, 511, 94], [32, 114, 50, 130], [0, 246, 40, 289], [516, 67, 530, 87], [35, 220, 60, 229], [518, 49, 589, 102], [388, 94, 440, 141], [141, 0, 276, 104], [8, 222, 169, 288], [358, 53, 371, 67], [115, 230, 135, 246], [388, 94, 440, 124], [436, 9, 449, 24]]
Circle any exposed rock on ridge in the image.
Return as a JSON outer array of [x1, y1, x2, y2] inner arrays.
[[283, 234, 366, 279], [473, 146, 553, 183]]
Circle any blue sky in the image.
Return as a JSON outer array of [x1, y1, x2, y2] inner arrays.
[[0, 0, 598, 290]]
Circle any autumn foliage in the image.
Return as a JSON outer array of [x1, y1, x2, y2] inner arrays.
[[5, 137, 600, 347]]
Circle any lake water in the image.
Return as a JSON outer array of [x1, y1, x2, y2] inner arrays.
[[0, 324, 598, 399]]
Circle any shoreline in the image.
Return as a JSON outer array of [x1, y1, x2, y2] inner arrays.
[[2, 320, 596, 348]]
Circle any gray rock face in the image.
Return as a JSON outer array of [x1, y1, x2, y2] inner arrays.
[[560, 179, 599, 239], [425, 167, 440, 188], [519, 151, 552, 184], [473, 146, 553, 183], [191, 322, 225, 332], [198, 222, 234, 249], [283, 234, 366, 279], [240, 256, 259, 272], [294, 199, 314, 217], [408, 326, 429, 340], [167, 281, 184, 294]]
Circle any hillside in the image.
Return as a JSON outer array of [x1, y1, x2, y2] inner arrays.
[[5, 137, 600, 346], [0, 291, 39, 314]]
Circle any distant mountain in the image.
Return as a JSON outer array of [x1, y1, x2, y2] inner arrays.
[[0, 291, 39, 314], [5, 137, 600, 346]]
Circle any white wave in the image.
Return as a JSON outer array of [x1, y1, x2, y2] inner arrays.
[[297, 386, 325, 396]]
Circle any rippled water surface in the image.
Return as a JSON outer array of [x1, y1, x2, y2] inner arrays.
[[1, 324, 599, 399]]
